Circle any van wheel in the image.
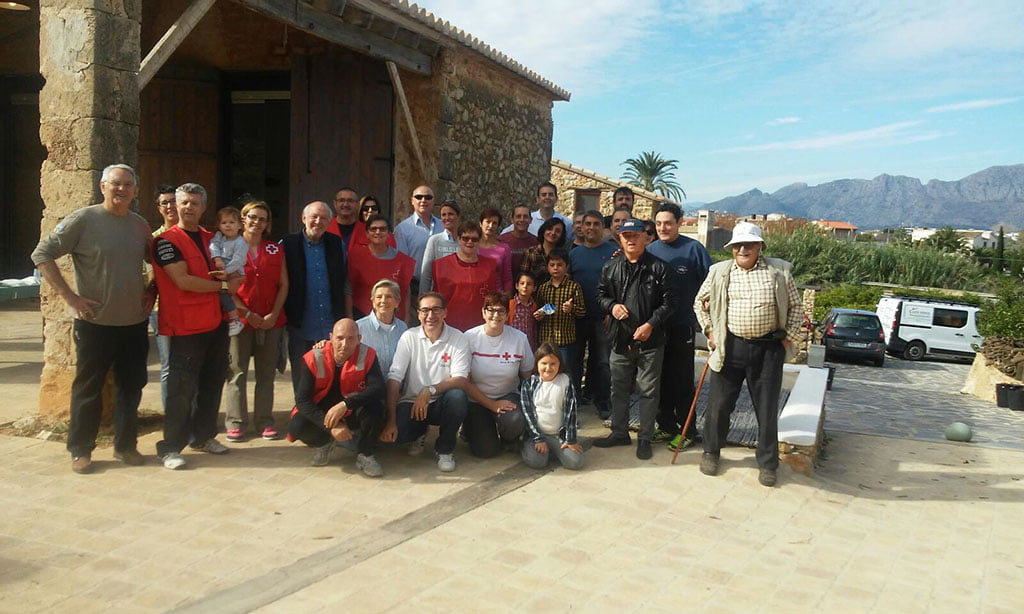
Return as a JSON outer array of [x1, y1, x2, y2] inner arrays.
[[903, 341, 925, 361]]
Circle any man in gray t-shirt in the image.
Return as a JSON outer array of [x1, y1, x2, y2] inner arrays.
[[32, 163, 154, 474]]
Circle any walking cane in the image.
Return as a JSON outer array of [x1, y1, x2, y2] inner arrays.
[[671, 361, 709, 465]]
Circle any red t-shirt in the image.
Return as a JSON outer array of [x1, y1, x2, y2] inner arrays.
[[499, 232, 538, 276], [432, 253, 497, 332]]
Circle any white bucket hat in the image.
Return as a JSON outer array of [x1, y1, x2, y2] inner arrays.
[[724, 221, 766, 247]]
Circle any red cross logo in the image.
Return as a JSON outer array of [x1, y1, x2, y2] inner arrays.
[[265, 243, 279, 255], [502, 352, 511, 360], [441, 352, 451, 364]]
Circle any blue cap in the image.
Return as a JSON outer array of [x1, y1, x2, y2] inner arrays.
[[618, 218, 646, 234]]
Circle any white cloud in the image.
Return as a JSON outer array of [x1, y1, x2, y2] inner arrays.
[[924, 98, 1021, 114], [715, 121, 951, 153], [765, 116, 801, 126]]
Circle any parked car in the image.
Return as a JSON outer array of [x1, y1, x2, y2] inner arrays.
[[875, 295, 983, 361], [816, 308, 886, 366]]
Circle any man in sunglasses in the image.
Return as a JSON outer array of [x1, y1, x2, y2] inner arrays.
[[394, 185, 444, 303]]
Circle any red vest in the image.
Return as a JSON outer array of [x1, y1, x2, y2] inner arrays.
[[347, 244, 415, 320], [153, 226, 222, 336], [235, 240, 287, 331], [303, 342, 377, 405], [326, 218, 396, 251]]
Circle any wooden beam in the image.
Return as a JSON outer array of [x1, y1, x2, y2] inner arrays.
[[386, 61, 427, 178], [138, 0, 217, 90], [307, 0, 347, 15], [347, 0, 444, 44], [235, 0, 432, 75]]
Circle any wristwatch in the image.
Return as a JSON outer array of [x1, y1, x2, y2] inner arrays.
[[221, 281, 229, 291], [428, 385, 437, 396]]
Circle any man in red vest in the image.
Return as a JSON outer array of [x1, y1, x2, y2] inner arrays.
[[152, 183, 239, 470], [289, 318, 386, 477]]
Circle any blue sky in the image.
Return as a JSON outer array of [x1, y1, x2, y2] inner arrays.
[[416, 0, 1024, 203]]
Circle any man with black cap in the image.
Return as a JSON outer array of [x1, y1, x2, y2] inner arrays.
[[593, 218, 678, 460], [693, 221, 805, 487]]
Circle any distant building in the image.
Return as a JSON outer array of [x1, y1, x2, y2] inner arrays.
[[812, 219, 858, 241], [550, 158, 681, 220]]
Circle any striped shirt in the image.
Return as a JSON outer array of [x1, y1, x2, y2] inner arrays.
[[725, 257, 801, 339], [536, 277, 586, 346]]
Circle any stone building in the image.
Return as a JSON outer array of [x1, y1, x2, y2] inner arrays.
[[0, 0, 568, 417], [549, 158, 679, 221]]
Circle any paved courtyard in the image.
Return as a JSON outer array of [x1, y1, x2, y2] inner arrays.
[[1, 299, 1022, 612]]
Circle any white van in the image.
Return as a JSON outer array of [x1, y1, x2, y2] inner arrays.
[[875, 295, 983, 360]]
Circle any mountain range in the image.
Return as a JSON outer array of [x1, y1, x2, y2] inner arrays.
[[704, 164, 1024, 229]]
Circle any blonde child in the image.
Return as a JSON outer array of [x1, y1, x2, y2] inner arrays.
[[209, 206, 247, 335], [519, 343, 584, 470]]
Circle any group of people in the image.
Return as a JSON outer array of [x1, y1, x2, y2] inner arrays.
[[33, 164, 804, 487]]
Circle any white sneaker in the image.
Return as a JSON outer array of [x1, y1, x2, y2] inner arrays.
[[356, 453, 384, 478], [310, 441, 333, 466], [407, 434, 426, 456], [190, 438, 229, 455], [160, 452, 186, 470], [228, 318, 245, 336], [436, 453, 456, 472]]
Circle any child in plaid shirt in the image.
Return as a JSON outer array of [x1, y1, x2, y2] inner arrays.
[[520, 343, 583, 470], [535, 249, 586, 387], [508, 270, 539, 352]]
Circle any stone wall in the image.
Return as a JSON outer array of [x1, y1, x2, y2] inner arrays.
[[37, 0, 141, 418], [550, 165, 659, 220], [392, 47, 554, 223]]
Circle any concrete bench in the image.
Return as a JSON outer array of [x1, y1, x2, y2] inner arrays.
[[777, 365, 829, 476]]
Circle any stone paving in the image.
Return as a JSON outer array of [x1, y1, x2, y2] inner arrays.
[[1, 301, 1023, 612]]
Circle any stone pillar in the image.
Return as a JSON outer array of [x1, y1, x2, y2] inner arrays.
[[697, 209, 715, 248], [37, 0, 141, 418]]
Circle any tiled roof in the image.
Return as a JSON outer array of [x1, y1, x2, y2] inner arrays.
[[365, 0, 570, 100], [814, 219, 858, 231], [551, 158, 682, 205]]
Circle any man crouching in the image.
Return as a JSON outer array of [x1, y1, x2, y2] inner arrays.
[[289, 318, 386, 477]]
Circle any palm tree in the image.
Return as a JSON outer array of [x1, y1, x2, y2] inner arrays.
[[923, 226, 965, 254], [620, 151, 686, 202]]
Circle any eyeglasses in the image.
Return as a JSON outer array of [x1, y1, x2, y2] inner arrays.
[[484, 307, 507, 316], [368, 226, 388, 233], [158, 201, 176, 209], [731, 242, 761, 250], [334, 197, 358, 203], [245, 214, 268, 223], [413, 194, 434, 201], [362, 206, 380, 212], [417, 306, 445, 315], [460, 236, 480, 243]]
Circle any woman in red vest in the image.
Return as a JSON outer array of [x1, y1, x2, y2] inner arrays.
[[224, 200, 289, 442], [346, 214, 414, 321], [431, 220, 498, 332]]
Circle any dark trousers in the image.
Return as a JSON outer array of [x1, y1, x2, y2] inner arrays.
[[288, 402, 385, 456], [703, 334, 783, 470], [558, 343, 579, 395], [395, 389, 468, 455], [463, 392, 526, 458], [575, 316, 611, 412], [67, 320, 149, 457], [156, 324, 229, 456], [657, 323, 698, 437], [287, 325, 316, 397]]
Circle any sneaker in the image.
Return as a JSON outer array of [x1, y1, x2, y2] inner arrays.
[[651, 429, 675, 443], [407, 434, 427, 456], [228, 318, 244, 336], [160, 452, 187, 470], [190, 438, 229, 455], [113, 448, 145, 466], [667, 434, 696, 452], [356, 453, 384, 478], [758, 467, 777, 487], [225, 428, 244, 442], [71, 454, 93, 474], [436, 452, 456, 472], [636, 439, 653, 460], [699, 453, 719, 476], [310, 441, 333, 466], [261, 426, 279, 440], [592, 433, 632, 448]]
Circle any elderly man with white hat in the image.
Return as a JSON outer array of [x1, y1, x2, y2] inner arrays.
[[692, 221, 805, 487]]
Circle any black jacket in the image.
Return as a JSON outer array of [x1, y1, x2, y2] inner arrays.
[[282, 230, 348, 329], [597, 250, 678, 352]]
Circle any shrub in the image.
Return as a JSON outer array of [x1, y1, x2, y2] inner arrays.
[[978, 279, 1024, 340]]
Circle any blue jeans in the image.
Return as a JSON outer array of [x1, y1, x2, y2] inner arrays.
[[149, 310, 170, 409], [395, 388, 468, 455], [575, 316, 611, 412], [287, 325, 317, 398]]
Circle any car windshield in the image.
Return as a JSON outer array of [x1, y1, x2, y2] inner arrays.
[[834, 314, 880, 330]]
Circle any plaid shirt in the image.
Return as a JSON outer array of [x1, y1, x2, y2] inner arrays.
[[508, 295, 538, 351], [723, 256, 801, 339], [536, 277, 586, 346], [520, 244, 550, 284], [519, 374, 578, 444]]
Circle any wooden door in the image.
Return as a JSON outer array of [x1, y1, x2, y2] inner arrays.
[[290, 51, 394, 231]]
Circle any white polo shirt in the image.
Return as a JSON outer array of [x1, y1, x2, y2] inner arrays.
[[388, 323, 471, 403]]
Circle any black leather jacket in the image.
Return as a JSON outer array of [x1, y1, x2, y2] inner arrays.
[[597, 251, 678, 352]]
